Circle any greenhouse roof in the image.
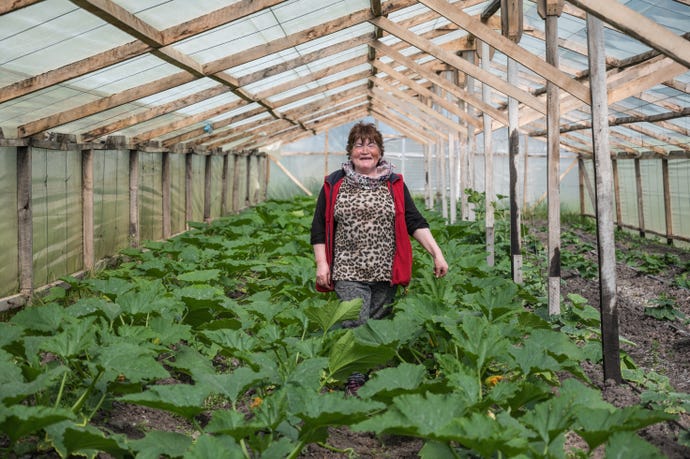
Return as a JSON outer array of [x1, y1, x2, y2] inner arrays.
[[0, 0, 689, 155]]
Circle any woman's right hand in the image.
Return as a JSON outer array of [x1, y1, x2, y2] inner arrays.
[[315, 262, 331, 288]]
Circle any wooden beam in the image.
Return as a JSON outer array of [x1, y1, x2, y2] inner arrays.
[[568, 0, 690, 69], [418, 0, 590, 104], [17, 146, 33, 296], [82, 149, 94, 271], [18, 72, 195, 137], [0, 0, 45, 15], [371, 40, 507, 126], [371, 15, 546, 113]]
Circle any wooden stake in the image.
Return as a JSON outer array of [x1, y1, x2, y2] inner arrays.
[[185, 153, 193, 227], [634, 157, 646, 238], [204, 154, 212, 223], [162, 152, 171, 238], [545, 13, 561, 315], [129, 150, 140, 248], [587, 13, 621, 384], [220, 153, 229, 216], [612, 158, 622, 230], [481, 40, 495, 267], [17, 146, 33, 296], [82, 149, 94, 271], [662, 157, 673, 245], [508, 57, 522, 284]]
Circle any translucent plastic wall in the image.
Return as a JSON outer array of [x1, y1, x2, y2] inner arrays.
[[32, 148, 83, 289], [0, 148, 18, 297], [581, 157, 690, 243], [1, 147, 266, 301], [93, 150, 130, 261]]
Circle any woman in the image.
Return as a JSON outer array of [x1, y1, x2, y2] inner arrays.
[[311, 121, 448, 327]]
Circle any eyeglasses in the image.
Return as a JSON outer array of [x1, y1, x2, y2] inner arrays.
[[353, 142, 378, 151]]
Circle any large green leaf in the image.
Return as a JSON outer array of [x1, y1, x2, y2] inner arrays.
[[96, 341, 169, 383], [305, 298, 362, 333], [327, 330, 396, 381], [356, 363, 427, 399], [10, 302, 65, 332], [183, 433, 245, 459], [0, 405, 74, 443], [605, 431, 665, 459], [129, 430, 193, 459], [119, 383, 209, 419], [438, 411, 530, 457]]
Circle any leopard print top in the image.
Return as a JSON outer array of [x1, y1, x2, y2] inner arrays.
[[332, 179, 396, 282]]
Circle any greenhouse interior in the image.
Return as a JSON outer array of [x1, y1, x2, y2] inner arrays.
[[1, 0, 689, 457]]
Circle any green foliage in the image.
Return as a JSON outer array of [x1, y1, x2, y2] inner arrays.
[[644, 293, 686, 322], [0, 196, 683, 458]]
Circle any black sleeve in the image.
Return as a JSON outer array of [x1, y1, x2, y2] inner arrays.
[[310, 186, 327, 245], [403, 183, 429, 235]]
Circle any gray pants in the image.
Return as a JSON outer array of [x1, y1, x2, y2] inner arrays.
[[334, 280, 398, 328]]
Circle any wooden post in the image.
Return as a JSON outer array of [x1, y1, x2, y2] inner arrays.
[[17, 146, 33, 296], [522, 135, 529, 211], [661, 157, 673, 245], [612, 158, 622, 230], [245, 154, 252, 207], [587, 13, 622, 384], [539, 0, 563, 314], [185, 153, 193, 228], [634, 157, 645, 238], [203, 154, 212, 223], [324, 130, 329, 177], [129, 149, 140, 248], [503, 0, 523, 284], [232, 152, 241, 212], [481, 40, 495, 266], [162, 152, 171, 239], [424, 143, 432, 209], [82, 149, 94, 271], [221, 152, 229, 216], [578, 157, 586, 218]]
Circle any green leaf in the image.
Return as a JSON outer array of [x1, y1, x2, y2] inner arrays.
[[40, 316, 97, 358], [439, 411, 530, 457], [66, 297, 121, 322], [183, 433, 245, 459], [197, 366, 270, 403], [357, 363, 427, 399], [0, 405, 74, 443], [0, 323, 24, 349], [10, 302, 66, 332], [61, 424, 130, 457], [0, 365, 69, 404], [84, 277, 134, 300], [353, 392, 470, 437], [604, 431, 665, 459], [204, 409, 268, 440], [130, 430, 193, 459], [96, 341, 169, 383], [327, 330, 395, 381], [119, 383, 209, 419], [305, 298, 362, 333], [177, 269, 221, 283]]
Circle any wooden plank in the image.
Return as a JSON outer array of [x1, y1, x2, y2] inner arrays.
[[0, 0, 45, 15], [128, 150, 140, 248], [371, 16, 546, 113], [418, 0, 590, 104], [19, 72, 195, 137], [82, 149, 94, 271], [569, 0, 690, 69], [17, 146, 33, 295], [587, 13, 621, 384], [160, 0, 289, 45], [0, 41, 150, 104]]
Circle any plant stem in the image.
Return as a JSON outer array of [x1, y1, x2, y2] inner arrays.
[[54, 371, 68, 408]]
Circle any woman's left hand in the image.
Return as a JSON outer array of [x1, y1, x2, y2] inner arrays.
[[433, 255, 449, 278]]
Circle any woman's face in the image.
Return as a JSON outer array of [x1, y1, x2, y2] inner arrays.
[[350, 137, 381, 176]]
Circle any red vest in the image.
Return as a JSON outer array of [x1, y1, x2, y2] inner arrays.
[[316, 172, 413, 292]]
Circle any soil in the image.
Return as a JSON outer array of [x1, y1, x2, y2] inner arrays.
[[94, 222, 690, 458]]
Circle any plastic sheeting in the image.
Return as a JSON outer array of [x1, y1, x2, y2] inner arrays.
[[0, 148, 18, 298]]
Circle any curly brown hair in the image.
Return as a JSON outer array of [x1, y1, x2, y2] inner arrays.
[[345, 121, 385, 157]]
